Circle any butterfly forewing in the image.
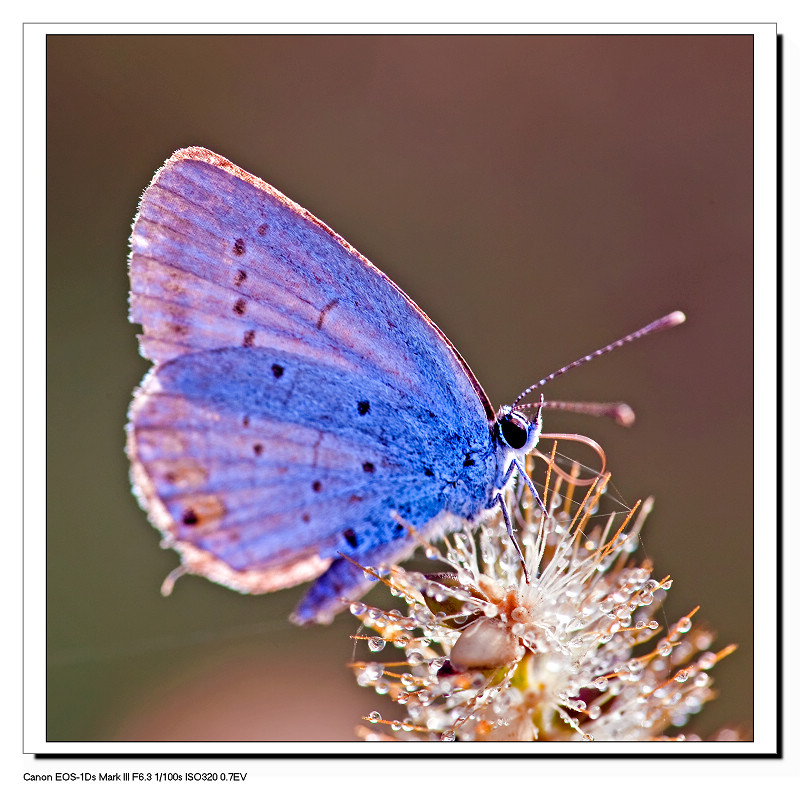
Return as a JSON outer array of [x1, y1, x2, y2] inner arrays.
[[130, 148, 490, 418]]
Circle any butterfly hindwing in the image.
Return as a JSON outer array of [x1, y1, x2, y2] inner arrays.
[[128, 344, 483, 620]]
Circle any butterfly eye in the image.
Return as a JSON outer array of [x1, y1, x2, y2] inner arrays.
[[497, 412, 530, 450]]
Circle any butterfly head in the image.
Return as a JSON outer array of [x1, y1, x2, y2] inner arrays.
[[494, 400, 542, 457]]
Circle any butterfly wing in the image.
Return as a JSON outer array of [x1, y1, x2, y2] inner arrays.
[[128, 147, 497, 622]]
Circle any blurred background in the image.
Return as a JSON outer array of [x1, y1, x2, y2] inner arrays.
[[46, 34, 754, 742]]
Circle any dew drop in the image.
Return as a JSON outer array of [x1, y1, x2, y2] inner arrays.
[[368, 637, 386, 652], [368, 711, 382, 723], [441, 730, 456, 742], [685, 694, 703, 711], [400, 672, 416, 688], [598, 599, 615, 615], [697, 651, 717, 670], [566, 616, 584, 633], [356, 670, 372, 687], [695, 630, 714, 649]]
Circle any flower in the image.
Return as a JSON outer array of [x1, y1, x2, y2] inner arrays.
[[349, 446, 737, 741]]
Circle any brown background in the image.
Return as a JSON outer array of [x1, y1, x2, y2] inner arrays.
[[46, 34, 754, 742]]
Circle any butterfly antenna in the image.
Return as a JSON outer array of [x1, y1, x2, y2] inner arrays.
[[517, 399, 636, 427], [512, 311, 685, 409]]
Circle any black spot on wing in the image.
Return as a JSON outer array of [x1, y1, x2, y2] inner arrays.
[[343, 529, 358, 548], [232, 238, 246, 256], [271, 363, 284, 378], [233, 298, 247, 315], [357, 400, 370, 416]]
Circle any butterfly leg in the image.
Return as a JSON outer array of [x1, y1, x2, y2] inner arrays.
[[498, 457, 546, 515], [488, 491, 530, 583]]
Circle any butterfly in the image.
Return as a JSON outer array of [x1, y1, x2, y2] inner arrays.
[[127, 147, 683, 625]]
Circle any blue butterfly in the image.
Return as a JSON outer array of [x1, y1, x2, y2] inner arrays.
[[127, 147, 682, 624]]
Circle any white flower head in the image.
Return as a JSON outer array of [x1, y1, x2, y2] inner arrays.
[[350, 449, 737, 741]]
